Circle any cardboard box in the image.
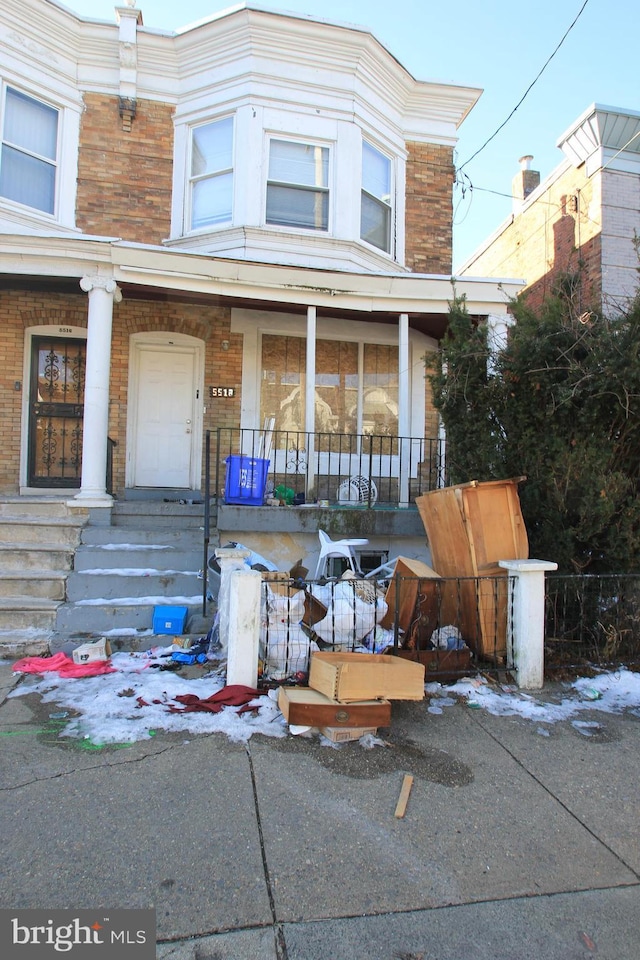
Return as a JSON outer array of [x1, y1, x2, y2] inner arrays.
[[320, 726, 378, 743], [72, 637, 111, 665], [278, 686, 391, 727], [309, 651, 425, 703]]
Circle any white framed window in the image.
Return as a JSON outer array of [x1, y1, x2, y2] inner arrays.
[[0, 86, 59, 216], [361, 140, 392, 253], [189, 116, 234, 230], [266, 138, 329, 231]]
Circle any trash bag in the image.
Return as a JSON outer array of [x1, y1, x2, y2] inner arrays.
[[312, 579, 388, 648], [430, 625, 465, 650], [260, 584, 313, 679]]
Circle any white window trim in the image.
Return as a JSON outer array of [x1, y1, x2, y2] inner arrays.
[[263, 133, 333, 234], [360, 138, 395, 258], [185, 114, 235, 235], [0, 80, 79, 231]]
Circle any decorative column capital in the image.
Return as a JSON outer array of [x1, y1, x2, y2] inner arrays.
[[79, 276, 123, 303]]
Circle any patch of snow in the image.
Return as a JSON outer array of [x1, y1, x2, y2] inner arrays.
[[74, 595, 202, 606], [427, 669, 640, 726], [10, 650, 287, 746], [94, 544, 172, 551], [81, 568, 199, 577]]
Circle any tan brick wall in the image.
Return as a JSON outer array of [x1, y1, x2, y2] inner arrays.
[[76, 93, 174, 244], [0, 290, 237, 494], [405, 142, 454, 274], [463, 164, 602, 312], [109, 298, 237, 495]]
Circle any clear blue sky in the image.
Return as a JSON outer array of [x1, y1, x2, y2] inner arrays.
[[54, 0, 638, 271]]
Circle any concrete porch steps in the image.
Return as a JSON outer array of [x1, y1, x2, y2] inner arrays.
[[54, 499, 216, 646], [0, 497, 89, 657], [0, 496, 216, 658]]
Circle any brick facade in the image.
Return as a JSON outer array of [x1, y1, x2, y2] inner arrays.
[[0, 290, 237, 495], [405, 142, 454, 275], [463, 164, 603, 313], [76, 94, 174, 244], [107, 300, 237, 497]]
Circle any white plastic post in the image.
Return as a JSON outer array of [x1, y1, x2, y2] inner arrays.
[[226, 569, 261, 688], [499, 559, 558, 689], [215, 546, 251, 653]]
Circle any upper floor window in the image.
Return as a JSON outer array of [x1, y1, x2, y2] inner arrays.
[[266, 139, 329, 231], [190, 116, 233, 230], [361, 140, 392, 253], [0, 87, 58, 215]]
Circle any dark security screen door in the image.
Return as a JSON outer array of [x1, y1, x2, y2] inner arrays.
[[28, 337, 85, 488]]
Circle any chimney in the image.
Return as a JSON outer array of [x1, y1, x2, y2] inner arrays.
[[512, 155, 540, 211]]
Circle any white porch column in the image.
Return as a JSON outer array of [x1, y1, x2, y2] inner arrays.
[[499, 559, 558, 689], [215, 546, 251, 654], [398, 313, 410, 507], [75, 276, 121, 506], [305, 306, 317, 498], [226, 569, 261, 688], [486, 313, 513, 375]]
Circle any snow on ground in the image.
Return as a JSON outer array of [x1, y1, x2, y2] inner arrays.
[[427, 670, 640, 731], [80, 568, 200, 577], [74, 595, 203, 606], [6, 650, 640, 748], [8, 649, 286, 745]]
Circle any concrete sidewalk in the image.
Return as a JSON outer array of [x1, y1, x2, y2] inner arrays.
[[0, 662, 638, 959]]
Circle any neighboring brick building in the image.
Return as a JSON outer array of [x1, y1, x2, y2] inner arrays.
[[0, 0, 518, 517], [459, 105, 640, 317]]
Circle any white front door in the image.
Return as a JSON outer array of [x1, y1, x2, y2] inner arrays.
[[132, 345, 196, 488]]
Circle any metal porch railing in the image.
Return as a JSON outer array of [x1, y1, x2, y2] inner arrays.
[[212, 426, 446, 508]]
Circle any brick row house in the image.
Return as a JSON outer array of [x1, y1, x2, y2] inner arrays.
[[0, 0, 520, 584], [459, 105, 640, 318]]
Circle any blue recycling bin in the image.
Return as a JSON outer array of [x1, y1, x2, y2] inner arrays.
[[224, 455, 270, 505]]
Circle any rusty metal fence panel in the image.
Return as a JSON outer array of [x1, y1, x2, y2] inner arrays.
[[544, 573, 640, 670]]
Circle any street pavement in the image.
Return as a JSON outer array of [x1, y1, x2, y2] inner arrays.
[[0, 661, 638, 960]]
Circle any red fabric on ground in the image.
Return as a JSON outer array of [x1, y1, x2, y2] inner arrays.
[[170, 684, 261, 714], [12, 652, 116, 678]]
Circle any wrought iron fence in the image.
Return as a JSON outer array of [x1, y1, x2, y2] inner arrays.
[[258, 571, 512, 685], [213, 426, 446, 508], [544, 573, 640, 670]]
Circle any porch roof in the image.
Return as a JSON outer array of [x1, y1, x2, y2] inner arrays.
[[0, 233, 524, 340]]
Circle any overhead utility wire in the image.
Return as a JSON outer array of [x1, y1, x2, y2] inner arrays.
[[458, 0, 591, 171]]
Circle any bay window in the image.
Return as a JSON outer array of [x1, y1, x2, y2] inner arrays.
[[266, 139, 329, 231], [189, 116, 233, 230], [0, 87, 58, 215], [361, 140, 392, 253]]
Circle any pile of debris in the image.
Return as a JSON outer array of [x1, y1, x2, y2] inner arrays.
[[278, 650, 425, 741]]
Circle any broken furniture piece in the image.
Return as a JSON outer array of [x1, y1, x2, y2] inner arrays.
[[415, 478, 529, 659]]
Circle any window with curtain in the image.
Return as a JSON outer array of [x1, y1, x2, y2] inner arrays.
[[260, 336, 398, 440], [190, 116, 234, 230], [363, 343, 398, 437], [261, 335, 307, 434], [266, 139, 329, 231], [360, 140, 392, 253], [0, 87, 58, 215]]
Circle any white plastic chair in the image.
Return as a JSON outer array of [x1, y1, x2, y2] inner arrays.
[[313, 529, 369, 580]]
